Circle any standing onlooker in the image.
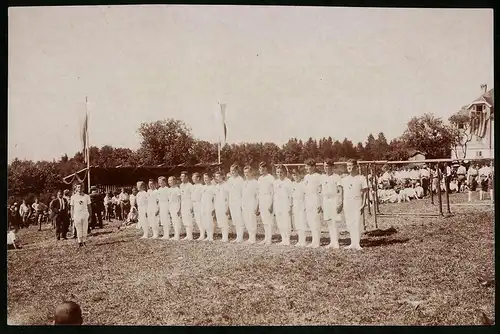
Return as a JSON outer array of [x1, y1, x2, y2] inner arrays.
[[50, 190, 70, 240], [9, 204, 20, 230], [118, 188, 130, 221], [419, 164, 430, 197], [19, 200, 30, 229], [103, 192, 113, 222], [89, 186, 104, 230], [456, 162, 467, 192], [49, 195, 58, 229], [467, 163, 479, 202], [32, 198, 44, 231]]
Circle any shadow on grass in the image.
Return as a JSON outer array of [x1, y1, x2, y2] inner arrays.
[[94, 239, 131, 247], [364, 227, 398, 237], [89, 230, 114, 237]]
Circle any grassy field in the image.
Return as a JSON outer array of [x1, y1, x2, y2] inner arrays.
[[7, 193, 495, 325]]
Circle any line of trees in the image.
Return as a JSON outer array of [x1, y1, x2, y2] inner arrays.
[[8, 112, 461, 203]]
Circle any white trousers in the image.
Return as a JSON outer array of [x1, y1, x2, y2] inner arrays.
[[242, 205, 257, 236], [229, 203, 244, 228], [192, 202, 203, 233], [138, 207, 147, 230], [74, 212, 89, 243], [201, 205, 214, 238], [215, 206, 229, 228], [344, 199, 362, 247], [146, 209, 160, 238], [275, 210, 291, 240], [159, 203, 171, 237], [306, 200, 321, 245], [169, 205, 182, 236], [259, 196, 274, 227], [181, 204, 193, 228], [292, 203, 307, 232]]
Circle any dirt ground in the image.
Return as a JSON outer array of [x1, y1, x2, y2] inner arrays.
[[7, 193, 495, 325]]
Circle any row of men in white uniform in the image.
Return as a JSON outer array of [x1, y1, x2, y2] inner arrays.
[[133, 159, 368, 250]]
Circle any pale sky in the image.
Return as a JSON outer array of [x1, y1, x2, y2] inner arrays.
[[8, 6, 493, 162]]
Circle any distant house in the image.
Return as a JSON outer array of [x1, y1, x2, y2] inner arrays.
[[451, 85, 494, 159], [407, 149, 426, 163]]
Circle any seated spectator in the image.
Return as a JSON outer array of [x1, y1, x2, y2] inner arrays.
[[403, 184, 417, 202], [7, 229, 22, 250], [54, 301, 83, 325], [449, 178, 459, 193], [415, 182, 424, 199]]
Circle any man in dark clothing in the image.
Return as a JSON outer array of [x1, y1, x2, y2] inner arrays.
[[50, 190, 70, 240], [89, 186, 104, 230]]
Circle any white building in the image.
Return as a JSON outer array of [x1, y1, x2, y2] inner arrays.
[[451, 85, 494, 160]]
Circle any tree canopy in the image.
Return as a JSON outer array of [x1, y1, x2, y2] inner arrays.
[[8, 114, 457, 203]]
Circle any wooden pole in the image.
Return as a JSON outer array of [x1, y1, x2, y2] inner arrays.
[[430, 163, 434, 205], [436, 163, 443, 216], [365, 165, 371, 215], [86, 96, 90, 193], [445, 164, 451, 215]]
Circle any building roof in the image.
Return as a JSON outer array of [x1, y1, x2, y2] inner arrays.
[[407, 149, 426, 158], [469, 88, 494, 108], [62, 163, 222, 186]]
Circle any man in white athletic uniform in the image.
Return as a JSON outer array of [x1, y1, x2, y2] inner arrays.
[[191, 172, 205, 241], [304, 159, 322, 248], [339, 159, 368, 251], [322, 159, 343, 249], [227, 164, 245, 243], [273, 165, 293, 246], [70, 184, 91, 247], [168, 176, 182, 241], [157, 176, 171, 240], [291, 169, 307, 247], [257, 162, 275, 245], [179, 171, 194, 241], [213, 171, 230, 242], [200, 173, 215, 241], [144, 179, 160, 239], [242, 166, 259, 244], [136, 181, 148, 234]]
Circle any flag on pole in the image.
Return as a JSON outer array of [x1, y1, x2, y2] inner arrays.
[[81, 110, 89, 163], [220, 103, 227, 145]]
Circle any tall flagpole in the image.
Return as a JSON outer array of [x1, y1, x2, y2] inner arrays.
[[86, 96, 90, 192]]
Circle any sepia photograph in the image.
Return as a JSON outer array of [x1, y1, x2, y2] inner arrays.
[[7, 5, 494, 326]]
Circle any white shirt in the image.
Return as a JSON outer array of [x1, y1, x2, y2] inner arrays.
[[104, 196, 112, 205], [420, 168, 430, 178], [242, 179, 259, 211], [19, 204, 29, 216], [147, 189, 159, 210], [168, 187, 181, 205], [273, 177, 292, 211], [214, 182, 229, 210], [457, 166, 467, 175], [410, 170, 420, 180], [258, 174, 275, 198], [227, 175, 244, 207], [70, 193, 91, 215], [129, 194, 137, 208], [468, 167, 478, 177], [119, 192, 129, 202], [341, 174, 368, 201], [380, 171, 391, 181], [136, 191, 148, 208], [157, 187, 170, 205], [321, 173, 342, 199], [446, 166, 452, 177], [292, 181, 306, 208], [7, 231, 16, 246], [180, 182, 193, 207], [191, 183, 203, 204], [479, 166, 492, 177], [200, 184, 215, 211]]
